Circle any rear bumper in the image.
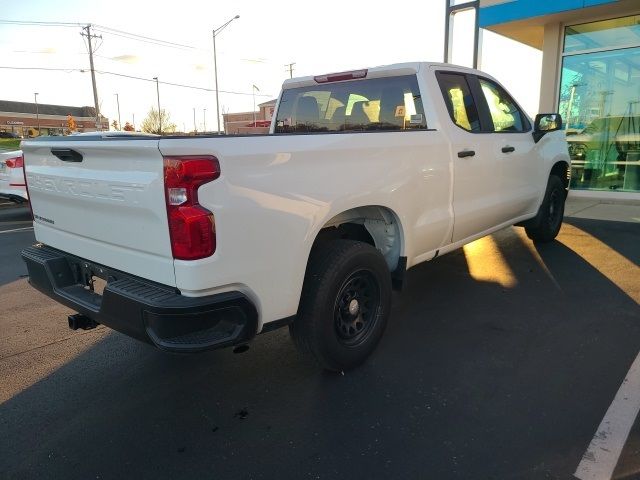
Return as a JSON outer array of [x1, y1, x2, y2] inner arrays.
[[21, 244, 258, 352]]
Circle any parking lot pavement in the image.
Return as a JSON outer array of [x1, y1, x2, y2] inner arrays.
[[0, 205, 639, 480], [0, 203, 33, 286]]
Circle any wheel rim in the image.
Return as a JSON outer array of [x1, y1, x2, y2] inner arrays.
[[548, 188, 563, 229], [333, 270, 380, 346]]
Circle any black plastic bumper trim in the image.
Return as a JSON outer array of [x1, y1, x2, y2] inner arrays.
[[260, 315, 295, 334], [21, 244, 258, 352]]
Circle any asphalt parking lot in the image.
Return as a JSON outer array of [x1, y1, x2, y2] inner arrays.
[[1, 200, 639, 480]]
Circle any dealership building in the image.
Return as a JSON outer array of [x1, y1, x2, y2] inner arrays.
[[0, 100, 109, 136], [448, 0, 640, 199]]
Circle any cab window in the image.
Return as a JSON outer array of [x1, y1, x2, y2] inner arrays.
[[478, 78, 530, 132], [435, 72, 481, 132], [274, 75, 428, 133]]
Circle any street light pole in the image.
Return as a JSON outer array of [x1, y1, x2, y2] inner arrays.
[[114, 93, 122, 130], [193, 107, 197, 134], [203, 108, 207, 132], [153, 77, 161, 135], [34, 93, 40, 135], [251, 84, 260, 128], [213, 14, 240, 135]]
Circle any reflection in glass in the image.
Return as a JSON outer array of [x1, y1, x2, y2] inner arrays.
[[564, 15, 640, 53], [275, 75, 428, 133], [479, 78, 529, 132], [559, 46, 640, 192]]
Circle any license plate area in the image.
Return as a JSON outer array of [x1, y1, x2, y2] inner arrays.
[[69, 258, 119, 297]]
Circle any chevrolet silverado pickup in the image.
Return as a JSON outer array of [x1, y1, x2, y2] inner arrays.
[[20, 62, 570, 371]]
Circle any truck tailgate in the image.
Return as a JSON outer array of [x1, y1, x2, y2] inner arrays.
[[22, 138, 176, 287]]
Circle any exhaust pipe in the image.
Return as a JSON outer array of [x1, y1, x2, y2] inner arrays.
[[68, 313, 99, 331]]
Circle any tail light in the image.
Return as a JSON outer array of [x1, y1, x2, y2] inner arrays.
[[5, 155, 24, 168], [163, 155, 220, 260], [314, 69, 367, 83], [21, 154, 34, 219]]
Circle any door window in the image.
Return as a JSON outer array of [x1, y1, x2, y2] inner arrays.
[[478, 78, 530, 132], [436, 72, 481, 132]]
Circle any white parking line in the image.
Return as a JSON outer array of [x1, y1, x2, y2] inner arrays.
[[0, 226, 33, 234], [575, 351, 640, 480]]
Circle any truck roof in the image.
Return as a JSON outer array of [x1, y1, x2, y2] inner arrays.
[[282, 61, 482, 89]]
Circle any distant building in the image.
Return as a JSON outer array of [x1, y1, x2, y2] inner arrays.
[[0, 100, 109, 136], [223, 99, 277, 135]]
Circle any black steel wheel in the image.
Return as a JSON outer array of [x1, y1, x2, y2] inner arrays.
[[290, 240, 392, 371], [334, 270, 380, 346], [525, 175, 565, 243]]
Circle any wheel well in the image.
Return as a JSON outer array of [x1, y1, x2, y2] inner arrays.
[[312, 206, 403, 272], [550, 161, 570, 191]]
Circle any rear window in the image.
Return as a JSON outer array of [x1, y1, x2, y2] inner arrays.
[[274, 75, 427, 133]]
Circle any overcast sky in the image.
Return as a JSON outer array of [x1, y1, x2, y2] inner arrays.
[[1, 0, 542, 131]]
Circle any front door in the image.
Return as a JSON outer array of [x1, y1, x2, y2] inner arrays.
[[475, 76, 541, 219]]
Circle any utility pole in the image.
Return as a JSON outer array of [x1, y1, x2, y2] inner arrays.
[[252, 84, 259, 126], [132, 113, 136, 131], [203, 108, 207, 132], [285, 62, 296, 79], [34, 93, 40, 134], [114, 93, 121, 130], [81, 24, 102, 130], [213, 15, 240, 135], [153, 77, 161, 134]]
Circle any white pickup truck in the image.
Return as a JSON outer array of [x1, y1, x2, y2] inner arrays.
[[21, 62, 569, 370]]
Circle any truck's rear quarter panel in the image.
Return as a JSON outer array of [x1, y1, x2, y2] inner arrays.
[[159, 130, 451, 327]]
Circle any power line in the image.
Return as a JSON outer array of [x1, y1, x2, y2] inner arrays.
[[92, 24, 198, 50], [92, 28, 194, 50], [94, 70, 272, 96], [0, 19, 199, 50], [0, 19, 84, 27], [0, 65, 82, 72], [0, 65, 273, 97]]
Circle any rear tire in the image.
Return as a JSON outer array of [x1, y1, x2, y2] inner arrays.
[[525, 175, 565, 243], [290, 240, 392, 371]]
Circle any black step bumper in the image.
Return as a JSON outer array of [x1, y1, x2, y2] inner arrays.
[[21, 244, 258, 352]]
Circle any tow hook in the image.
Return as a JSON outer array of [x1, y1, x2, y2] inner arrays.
[[68, 313, 99, 331]]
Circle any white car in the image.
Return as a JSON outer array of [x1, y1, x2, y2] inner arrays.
[[0, 150, 27, 203], [21, 62, 570, 370]]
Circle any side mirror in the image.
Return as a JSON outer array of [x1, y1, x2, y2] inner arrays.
[[533, 113, 562, 143]]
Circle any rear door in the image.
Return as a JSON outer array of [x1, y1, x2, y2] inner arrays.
[[23, 137, 176, 287], [435, 70, 506, 243]]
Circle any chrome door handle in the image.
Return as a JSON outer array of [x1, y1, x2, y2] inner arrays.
[[501, 145, 515, 153], [457, 150, 475, 158]]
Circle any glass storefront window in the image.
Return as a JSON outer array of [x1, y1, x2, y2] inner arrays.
[[564, 15, 640, 53], [560, 17, 640, 193]]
